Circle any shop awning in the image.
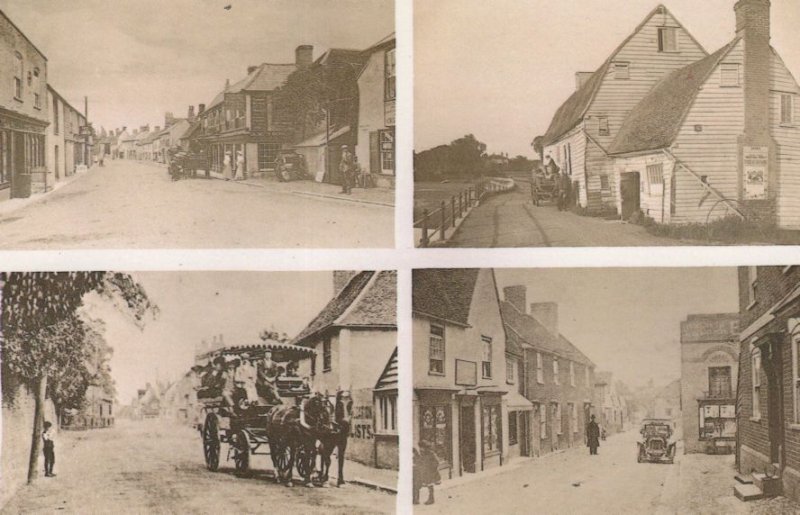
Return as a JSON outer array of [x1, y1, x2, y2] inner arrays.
[[506, 391, 534, 411]]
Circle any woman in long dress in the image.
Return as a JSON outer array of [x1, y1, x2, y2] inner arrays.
[[235, 150, 245, 180], [222, 151, 232, 180]]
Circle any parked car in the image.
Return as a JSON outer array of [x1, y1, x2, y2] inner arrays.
[[275, 151, 308, 182], [637, 418, 676, 464]]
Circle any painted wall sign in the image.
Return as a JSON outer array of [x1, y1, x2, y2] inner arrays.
[[456, 359, 477, 386], [350, 404, 374, 439], [743, 146, 768, 200]]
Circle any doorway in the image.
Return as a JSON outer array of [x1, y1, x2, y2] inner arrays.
[[54, 145, 60, 180], [766, 343, 785, 466], [519, 412, 531, 457], [460, 404, 476, 473], [620, 172, 641, 220]]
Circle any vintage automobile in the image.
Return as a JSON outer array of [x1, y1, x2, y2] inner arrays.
[[637, 418, 676, 464], [275, 150, 309, 182]]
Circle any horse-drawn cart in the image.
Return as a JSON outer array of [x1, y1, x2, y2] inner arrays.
[[531, 169, 559, 206], [198, 342, 325, 483]]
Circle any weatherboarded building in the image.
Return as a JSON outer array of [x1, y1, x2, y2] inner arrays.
[[413, 269, 512, 479], [293, 270, 397, 470]]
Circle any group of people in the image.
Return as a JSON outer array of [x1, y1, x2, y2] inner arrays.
[[222, 150, 247, 181], [197, 350, 308, 411], [533, 156, 574, 211]]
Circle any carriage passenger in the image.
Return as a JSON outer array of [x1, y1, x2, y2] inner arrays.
[[256, 351, 282, 405], [198, 357, 226, 399], [235, 352, 258, 404]]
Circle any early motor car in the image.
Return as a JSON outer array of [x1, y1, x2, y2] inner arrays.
[[637, 418, 676, 464]]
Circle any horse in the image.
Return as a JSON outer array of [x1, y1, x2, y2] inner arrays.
[[317, 390, 353, 487], [265, 393, 332, 487]]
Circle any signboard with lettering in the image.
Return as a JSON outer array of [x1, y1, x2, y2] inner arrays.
[[384, 100, 395, 127], [350, 404, 374, 439], [743, 146, 768, 200], [455, 359, 477, 386]]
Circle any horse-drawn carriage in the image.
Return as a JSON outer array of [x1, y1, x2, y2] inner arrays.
[[531, 168, 559, 206], [197, 342, 351, 487]]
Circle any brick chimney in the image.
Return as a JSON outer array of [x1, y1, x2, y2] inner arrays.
[[530, 302, 558, 335], [503, 285, 527, 314], [187, 105, 195, 121], [333, 271, 358, 293], [164, 112, 175, 127], [247, 65, 258, 75], [575, 72, 593, 90], [198, 104, 206, 115], [296, 45, 313, 68], [736, 0, 771, 145]]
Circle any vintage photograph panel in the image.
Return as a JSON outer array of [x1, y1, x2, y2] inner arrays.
[[414, 0, 800, 248], [1, 270, 397, 514], [0, 0, 395, 249], [412, 267, 800, 514]]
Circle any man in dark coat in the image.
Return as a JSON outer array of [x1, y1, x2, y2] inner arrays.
[[587, 414, 600, 455]]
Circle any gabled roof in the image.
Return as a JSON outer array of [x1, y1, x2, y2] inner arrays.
[[375, 347, 398, 391], [207, 62, 296, 110], [609, 39, 739, 155], [317, 48, 368, 72], [542, 4, 706, 146], [292, 271, 396, 346], [412, 269, 481, 326]]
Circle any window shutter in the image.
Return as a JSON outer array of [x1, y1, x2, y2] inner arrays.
[[369, 131, 380, 173]]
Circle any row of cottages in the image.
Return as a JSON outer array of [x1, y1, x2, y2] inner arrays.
[[292, 270, 398, 470], [500, 286, 598, 457], [543, 1, 800, 230], [0, 9, 92, 202], [594, 371, 627, 435], [60, 385, 114, 430], [737, 266, 800, 501], [679, 313, 739, 455]]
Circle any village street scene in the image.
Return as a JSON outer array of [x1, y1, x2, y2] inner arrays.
[[1, 271, 398, 514], [412, 267, 800, 513], [414, 0, 800, 247], [0, 0, 394, 249]]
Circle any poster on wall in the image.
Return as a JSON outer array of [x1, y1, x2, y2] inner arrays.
[[743, 146, 768, 199]]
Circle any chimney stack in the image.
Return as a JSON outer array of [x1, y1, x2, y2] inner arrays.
[[188, 105, 195, 121], [503, 285, 527, 314], [198, 103, 206, 115], [164, 112, 175, 128], [247, 65, 258, 75], [333, 271, 358, 293], [225, 78, 230, 90], [735, 0, 771, 145], [530, 302, 559, 335], [575, 72, 593, 90], [296, 45, 313, 68]]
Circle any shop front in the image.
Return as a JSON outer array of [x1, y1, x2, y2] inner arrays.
[[0, 107, 48, 201]]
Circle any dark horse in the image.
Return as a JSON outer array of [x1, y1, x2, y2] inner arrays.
[[317, 390, 353, 487], [265, 393, 331, 487]]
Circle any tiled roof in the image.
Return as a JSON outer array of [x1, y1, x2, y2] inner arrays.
[[609, 40, 738, 155], [207, 62, 296, 110], [542, 61, 609, 146], [412, 269, 480, 326], [291, 271, 396, 346]]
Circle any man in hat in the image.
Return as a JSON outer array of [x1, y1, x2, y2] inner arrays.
[[339, 145, 354, 194], [42, 421, 56, 477], [587, 414, 601, 455]]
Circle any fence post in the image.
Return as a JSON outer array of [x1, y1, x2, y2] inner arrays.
[[458, 192, 463, 218], [421, 209, 429, 247], [451, 196, 456, 228], [440, 201, 446, 240]]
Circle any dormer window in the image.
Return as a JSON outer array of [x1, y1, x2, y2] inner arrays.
[[720, 64, 740, 87], [613, 62, 630, 80], [658, 27, 678, 52]]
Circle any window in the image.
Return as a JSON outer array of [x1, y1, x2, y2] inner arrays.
[[482, 405, 501, 454], [420, 405, 451, 466], [377, 393, 397, 433], [752, 348, 761, 420], [322, 337, 332, 372], [506, 355, 516, 384], [599, 174, 610, 191], [481, 336, 492, 378], [747, 266, 758, 308], [380, 130, 395, 173], [782, 94, 795, 126], [647, 164, 664, 185], [571, 403, 578, 433], [554, 403, 563, 435], [569, 362, 575, 386], [52, 96, 59, 134], [567, 143, 573, 175], [598, 117, 609, 136], [384, 48, 396, 101], [708, 366, 732, 398], [539, 404, 547, 439], [33, 68, 40, 108], [658, 27, 678, 52], [553, 358, 559, 385], [14, 53, 23, 99], [613, 62, 630, 80], [536, 352, 544, 384], [429, 323, 445, 375], [257, 143, 280, 170], [508, 412, 518, 445], [793, 327, 800, 423], [310, 352, 316, 376], [720, 64, 740, 87]]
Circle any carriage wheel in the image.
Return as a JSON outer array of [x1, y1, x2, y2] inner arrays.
[[233, 430, 250, 476], [203, 414, 221, 472], [295, 442, 316, 481], [272, 441, 293, 478]]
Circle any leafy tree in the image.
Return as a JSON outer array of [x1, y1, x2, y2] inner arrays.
[[1, 272, 156, 483]]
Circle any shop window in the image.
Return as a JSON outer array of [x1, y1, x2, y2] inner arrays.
[[482, 404, 501, 455], [377, 393, 397, 433], [658, 27, 678, 52], [481, 336, 492, 379], [420, 404, 450, 466], [508, 412, 518, 445], [384, 48, 396, 101], [323, 337, 332, 372], [752, 348, 761, 420], [429, 323, 445, 375], [257, 143, 279, 170]]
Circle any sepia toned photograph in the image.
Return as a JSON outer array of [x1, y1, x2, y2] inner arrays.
[[0, 0, 395, 249], [414, 0, 800, 247], [1, 270, 398, 514], [412, 267, 800, 513]]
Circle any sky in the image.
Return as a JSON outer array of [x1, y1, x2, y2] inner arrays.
[[80, 271, 334, 403], [415, 0, 800, 156], [495, 268, 739, 391], [0, 0, 393, 133]]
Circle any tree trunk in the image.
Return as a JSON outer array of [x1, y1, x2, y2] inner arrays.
[[27, 374, 47, 484]]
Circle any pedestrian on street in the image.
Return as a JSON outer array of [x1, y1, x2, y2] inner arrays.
[[236, 150, 246, 180], [339, 145, 354, 194], [587, 414, 600, 455], [223, 151, 233, 180], [42, 421, 56, 477], [413, 441, 440, 505]]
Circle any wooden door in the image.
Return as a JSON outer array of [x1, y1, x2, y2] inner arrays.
[[620, 172, 641, 220], [460, 404, 476, 473]]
